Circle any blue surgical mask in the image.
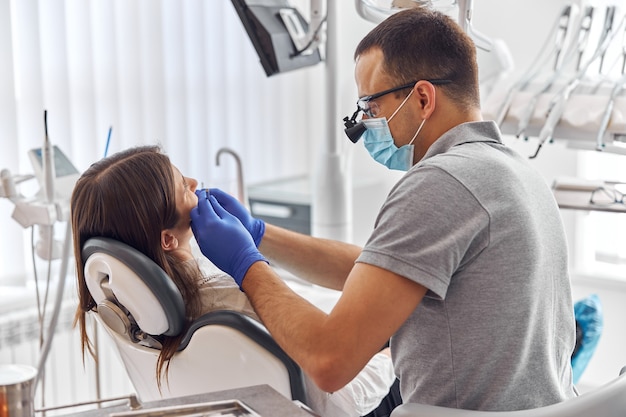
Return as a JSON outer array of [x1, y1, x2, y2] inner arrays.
[[361, 90, 426, 171]]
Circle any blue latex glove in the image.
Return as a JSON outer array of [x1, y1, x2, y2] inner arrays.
[[198, 188, 265, 247], [571, 294, 603, 384], [191, 189, 267, 289]]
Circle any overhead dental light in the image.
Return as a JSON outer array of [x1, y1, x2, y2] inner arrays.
[[230, 0, 325, 76]]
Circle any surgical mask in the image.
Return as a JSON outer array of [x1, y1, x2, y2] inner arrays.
[[361, 90, 426, 171]]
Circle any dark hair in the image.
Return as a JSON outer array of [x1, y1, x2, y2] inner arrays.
[[71, 145, 203, 388], [354, 8, 480, 108]]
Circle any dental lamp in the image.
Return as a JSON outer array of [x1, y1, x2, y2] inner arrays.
[[230, 0, 324, 76]]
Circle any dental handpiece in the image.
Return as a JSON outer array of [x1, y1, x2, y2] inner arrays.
[[42, 110, 56, 203]]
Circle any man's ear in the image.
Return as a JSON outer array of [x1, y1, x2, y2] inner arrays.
[[161, 230, 179, 252], [414, 80, 437, 119]]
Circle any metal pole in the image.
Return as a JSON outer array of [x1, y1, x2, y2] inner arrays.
[[312, 1, 353, 242]]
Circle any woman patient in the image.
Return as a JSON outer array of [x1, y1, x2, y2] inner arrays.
[[71, 145, 395, 417]]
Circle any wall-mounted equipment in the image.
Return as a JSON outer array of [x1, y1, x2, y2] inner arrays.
[[231, 0, 324, 76]]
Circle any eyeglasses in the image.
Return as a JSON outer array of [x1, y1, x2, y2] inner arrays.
[[358, 79, 452, 118], [342, 79, 452, 143], [589, 186, 625, 207]]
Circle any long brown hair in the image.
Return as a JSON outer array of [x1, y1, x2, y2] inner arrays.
[[71, 145, 203, 388]]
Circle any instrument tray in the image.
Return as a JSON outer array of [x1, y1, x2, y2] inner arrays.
[[109, 400, 261, 417]]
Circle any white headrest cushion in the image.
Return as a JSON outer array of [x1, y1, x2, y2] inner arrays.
[[85, 253, 169, 335]]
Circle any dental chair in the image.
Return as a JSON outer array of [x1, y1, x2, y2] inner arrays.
[[82, 237, 306, 403], [390, 369, 626, 417]]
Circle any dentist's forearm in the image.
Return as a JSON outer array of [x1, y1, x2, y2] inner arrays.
[[241, 261, 364, 392], [259, 223, 361, 290]]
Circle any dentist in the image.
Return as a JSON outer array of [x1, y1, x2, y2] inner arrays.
[[191, 7, 577, 412]]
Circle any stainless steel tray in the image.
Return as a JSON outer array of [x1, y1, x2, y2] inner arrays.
[[109, 400, 261, 417]]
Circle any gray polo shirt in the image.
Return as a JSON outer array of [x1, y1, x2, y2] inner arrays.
[[357, 121, 576, 411]]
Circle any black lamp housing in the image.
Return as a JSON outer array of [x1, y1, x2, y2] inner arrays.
[[231, 0, 323, 77]]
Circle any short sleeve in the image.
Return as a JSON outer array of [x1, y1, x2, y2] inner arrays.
[[357, 165, 490, 299]]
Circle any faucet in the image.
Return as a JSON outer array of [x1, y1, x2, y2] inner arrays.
[[215, 147, 248, 207]]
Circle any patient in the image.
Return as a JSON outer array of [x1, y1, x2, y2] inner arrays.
[[71, 145, 396, 417]]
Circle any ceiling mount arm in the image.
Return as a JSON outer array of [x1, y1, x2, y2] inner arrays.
[[458, 0, 492, 51], [355, 0, 493, 51]]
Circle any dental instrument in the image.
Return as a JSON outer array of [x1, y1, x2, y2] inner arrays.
[[592, 11, 626, 151], [495, 5, 576, 128], [594, 75, 626, 152], [35, 394, 143, 413], [575, 7, 596, 71], [41, 110, 55, 204], [516, 5, 584, 139], [597, 6, 617, 75], [531, 8, 626, 159]]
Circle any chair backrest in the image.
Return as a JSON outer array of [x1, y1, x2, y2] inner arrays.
[[389, 371, 626, 417], [82, 237, 306, 403]]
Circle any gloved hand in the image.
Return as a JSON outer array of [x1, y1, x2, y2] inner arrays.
[[191, 189, 267, 289], [200, 188, 265, 247]]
